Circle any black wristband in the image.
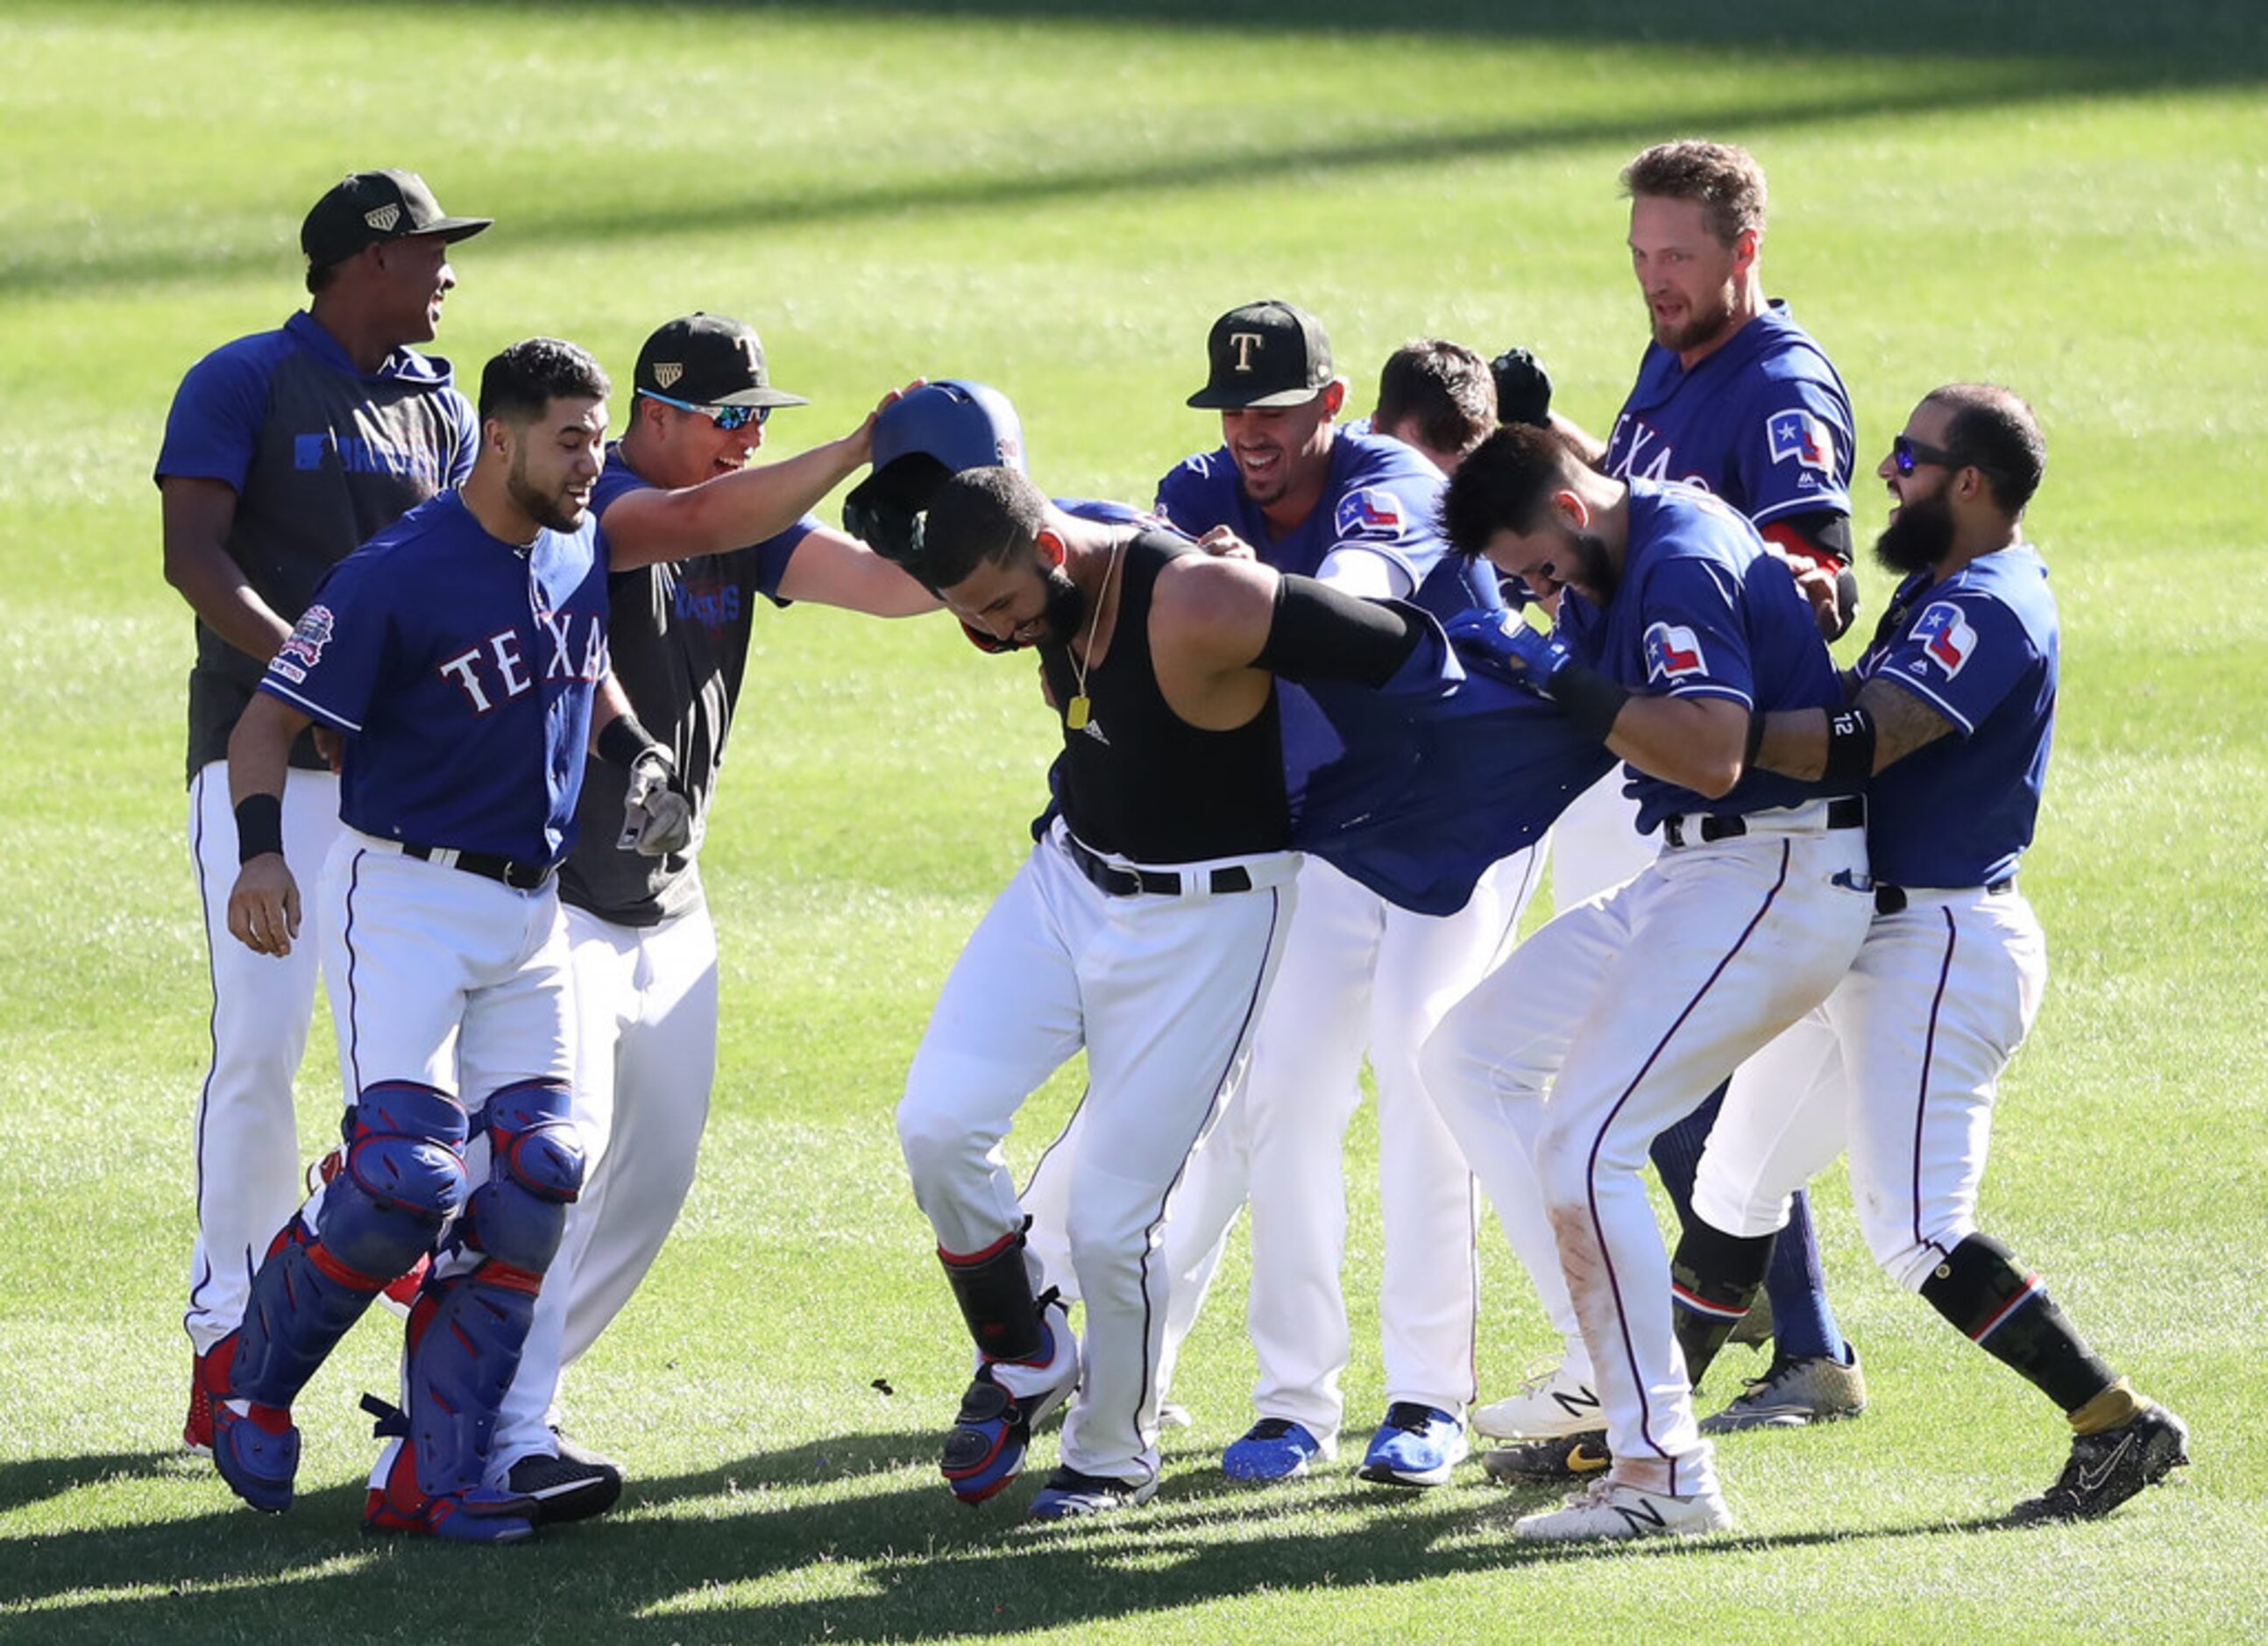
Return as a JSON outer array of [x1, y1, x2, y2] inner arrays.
[[597, 713, 662, 769], [1821, 705, 1876, 786], [234, 793, 284, 863], [1744, 710, 1767, 772], [1551, 663, 1631, 744]]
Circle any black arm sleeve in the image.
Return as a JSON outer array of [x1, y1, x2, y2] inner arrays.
[[1252, 574, 1425, 688], [1765, 508, 1858, 637]]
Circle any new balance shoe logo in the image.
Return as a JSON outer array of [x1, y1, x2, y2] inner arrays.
[[1556, 1386, 1603, 1420], [1612, 1498, 1668, 1534]]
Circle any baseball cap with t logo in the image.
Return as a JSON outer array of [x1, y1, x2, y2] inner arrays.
[[634, 313, 811, 409], [1186, 299, 1336, 409]]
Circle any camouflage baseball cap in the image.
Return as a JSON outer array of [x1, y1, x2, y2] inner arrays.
[[301, 169, 492, 269]]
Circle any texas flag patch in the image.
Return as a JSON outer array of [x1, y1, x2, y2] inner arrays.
[[1766, 408, 1834, 474], [1910, 601, 1979, 678], [1643, 621, 1709, 683], [1334, 486, 1408, 543]]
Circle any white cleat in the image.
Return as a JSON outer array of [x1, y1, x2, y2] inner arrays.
[[1512, 1477, 1734, 1543], [1472, 1365, 1605, 1440]]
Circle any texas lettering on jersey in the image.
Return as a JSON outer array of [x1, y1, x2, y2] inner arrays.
[[436, 609, 610, 713], [1605, 415, 1712, 491]]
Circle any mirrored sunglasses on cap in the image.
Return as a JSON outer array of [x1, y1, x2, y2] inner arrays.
[[640, 389, 769, 431]]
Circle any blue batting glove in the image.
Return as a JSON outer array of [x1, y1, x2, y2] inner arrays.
[[1445, 607, 1571, 694]]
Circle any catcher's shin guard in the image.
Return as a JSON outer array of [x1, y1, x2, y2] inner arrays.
[[362, 1080, 580, 1541]]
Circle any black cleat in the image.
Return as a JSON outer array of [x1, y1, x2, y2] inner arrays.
[[1481, 1427, 1612, 1485], [507, 1430, 625, 1525], [2008, 1405, 2190, 1524]]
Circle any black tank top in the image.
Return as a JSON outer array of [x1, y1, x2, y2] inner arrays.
[[1041, 531, 1289, 863]]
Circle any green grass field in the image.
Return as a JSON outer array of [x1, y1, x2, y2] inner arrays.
[[3, 2, 2265, 1640]]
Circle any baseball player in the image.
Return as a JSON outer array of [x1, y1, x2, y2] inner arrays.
[[1422, 424, 1874, 1541], [1472, 140, 1867, 1446], [1672, 386, 2190, 1522], [488, 315, 937, 1521], [204, 337, 897, 1540], [889, 463, 1561, 1520], [1367, 339, 1500, 476], [159, 169, 491, 1456], [1052, 302, 1543, 1490]]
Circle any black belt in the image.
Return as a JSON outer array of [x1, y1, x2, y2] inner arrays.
[[1063, 834, 1254, 898], [1661, 794, 1866, 850], [1875, 877, 2014, 916], [400, 842, 554, 891]]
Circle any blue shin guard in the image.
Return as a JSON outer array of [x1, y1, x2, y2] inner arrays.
[[216, 1082, 468, 1514], [363, 1080, 580, 1542]]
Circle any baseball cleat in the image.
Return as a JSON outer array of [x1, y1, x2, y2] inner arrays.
[[2008, 1404, 2190, 1524], [183, 1336, 237, 1457], [1222, 1418, 1330, 1482], [507, 1430, 625, 1525], [1698, 1349, 1868, 1434], [1357, 1402, 1469, 1487], [1026, 1466, 1159, 1521], [1482, 1429, 1612, 1486], [210, 1398, 300, 1513], [1512, 1476, 1733, 1543], [1472, 1364, 1605, 1440], [940, 1308, 1079, 1506]]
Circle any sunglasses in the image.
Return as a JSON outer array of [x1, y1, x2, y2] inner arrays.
[[1891, 435, 1960, 476], [640, 389, 769, 431]]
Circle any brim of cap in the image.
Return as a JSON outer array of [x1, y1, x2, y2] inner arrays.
[[1186, 383, 1328, 410], [411, 216, 494, 245], [709, 386, 812, 409]]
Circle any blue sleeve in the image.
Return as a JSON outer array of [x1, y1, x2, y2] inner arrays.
[[1731, 378, 1853, 527], [1633, 551, 1755, 707], [1868, 588, 2036, 736], [1323, 472, 1449, 591], [153, 335, 283, 491], [752, 514, 821, 602], [1153, 456, 1213, 532], [255, 550, 393, 733], [444, 387, 478, 486]]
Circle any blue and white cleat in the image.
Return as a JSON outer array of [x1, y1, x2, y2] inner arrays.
[[1358, 1401, 1470, 1487], [1222, 1418, 1330, 1482]]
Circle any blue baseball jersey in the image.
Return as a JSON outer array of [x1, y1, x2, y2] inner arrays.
[[1558, 480, 1842, 834], [1853, 546, 2058, 888], [561, 447, 815, 924], [156, 311, 478, 778], [1604, 302, 1853, 532], [257, 492, 612, 867], [1154, 427, 1503, 622]]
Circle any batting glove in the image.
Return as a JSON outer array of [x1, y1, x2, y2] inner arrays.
[[619, 748, 695, 857]]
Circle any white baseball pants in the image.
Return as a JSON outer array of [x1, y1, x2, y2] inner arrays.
[[183, 762, 342, 1356], [1425, 806, 1871, 1497], [494, 896, 720, 1469], [897, 823, 1298, 1486], [1692, 886, 2048, 1293]]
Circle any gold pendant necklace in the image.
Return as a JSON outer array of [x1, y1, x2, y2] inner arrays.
[[1065, 536, 1124, 732]]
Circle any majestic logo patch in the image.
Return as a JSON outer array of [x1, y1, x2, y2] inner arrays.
[[1767, 408, 1834, 474], [1333, 487, 1407, 543], [1643, 621, 1708, 683], [651, 361, 684, 390], [279, 605, 335, 670], [1910, 601, 1978, 678], [363, 204, 401, 233]]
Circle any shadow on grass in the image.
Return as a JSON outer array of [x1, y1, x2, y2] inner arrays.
[[0, 1427, 2033, 1643], [0, 1450, 184, 1516], [9, 5, 2253, 298]]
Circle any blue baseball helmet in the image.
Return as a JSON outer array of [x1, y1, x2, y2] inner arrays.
[[844, 380, 1025, 563]]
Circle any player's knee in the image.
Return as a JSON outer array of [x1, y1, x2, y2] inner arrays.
[[462, 1080, 584, 1274], [322, 1081, 471, 1279], [894, 1075, 993, 1188]]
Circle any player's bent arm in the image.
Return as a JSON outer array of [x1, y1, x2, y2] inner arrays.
[[1759, 509, 1859, 639], [1606, 694, 1753, 799], [161, 476, 296, 663], [1750, 676, 1958, 783], [1150, 557, 1421, 728], [224, 692, 312, 957], [603, 386, 915, 571], [774, 525, 941, 617], [1312, 544, 1411, 600]]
